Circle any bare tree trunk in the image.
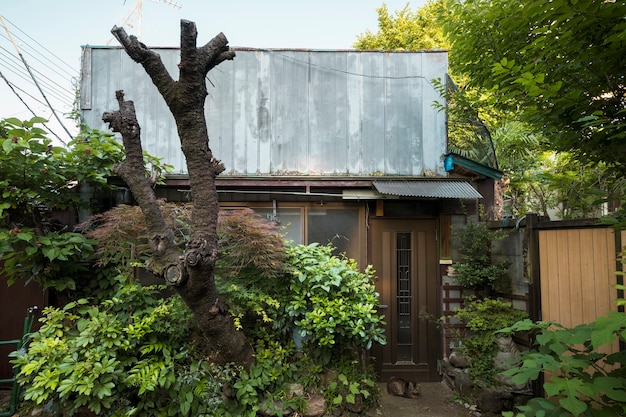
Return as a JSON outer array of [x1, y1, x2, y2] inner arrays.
[[102, 20, 253, 367]]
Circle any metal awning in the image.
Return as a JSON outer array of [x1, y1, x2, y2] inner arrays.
[[372, 180, 482, 199]]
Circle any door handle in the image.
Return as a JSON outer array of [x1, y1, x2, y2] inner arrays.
[[379, 304, 389, 309]]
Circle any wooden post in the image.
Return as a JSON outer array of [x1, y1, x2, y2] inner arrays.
[[524, 213, 544, 397]]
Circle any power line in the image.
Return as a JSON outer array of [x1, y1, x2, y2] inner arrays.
[[0, 69, 67, 144], [0, 56, 74, 105], [1, 16, 71, 144], [0, 16, 76, 75], [0, 32, 76, 102]]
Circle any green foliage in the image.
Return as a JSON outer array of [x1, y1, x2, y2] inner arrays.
[[0, 117, 173, 291], [285, 243, 386, 351], [23, 202, 385, 416], [354, 1, 449, 50], [456, 297, 528, 334], [221, 242, 385, 415], [215, 209, 288, 334], [0, 118, 161, 293], [498, 137, 623, 220], [453, 297, 528, 384], [442, 0, 626, 172], [500, 313, 626, 417], [229, 341, 301, 417], [452, 219, 510, 293], [0, 227, 96, 290], [323, 360, 379, 411], [12, 276, 240, 417], [0, 118, 124, 228]]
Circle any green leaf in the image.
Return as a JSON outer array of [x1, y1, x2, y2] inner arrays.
[[592, 312, 626, 348], [593, 377, 626, 402], [16, 232, 34, 242], [545, 376, 592, 415]]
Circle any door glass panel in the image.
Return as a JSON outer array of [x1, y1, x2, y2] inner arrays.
[[396, 232, 412, 362]]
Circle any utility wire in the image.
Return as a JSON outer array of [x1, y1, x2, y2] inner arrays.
[[1, 16, 70, 144], [0, 16, 76, 75], [0, 69, 66, 144], [0, 41, 75, 102], [1, 33, 77, 85]]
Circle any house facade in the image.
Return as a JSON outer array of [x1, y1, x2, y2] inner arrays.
[[80, 46, 501, 382]]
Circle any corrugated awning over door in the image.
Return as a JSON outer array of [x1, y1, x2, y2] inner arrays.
[[372, 180, 482, 199]]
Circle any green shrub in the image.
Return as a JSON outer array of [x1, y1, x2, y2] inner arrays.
[[454, 297, 528, 384], [12, 276, 238, 417], [220, 243, 385, 415], [0, 117, 171, 295], [453, 219, 510, 293], [13, 198, 385, 416], [285, 243, 386, 352], [501, 311, 626, 417]]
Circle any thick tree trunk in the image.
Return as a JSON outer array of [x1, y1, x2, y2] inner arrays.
[[103, 21, 253, 367]]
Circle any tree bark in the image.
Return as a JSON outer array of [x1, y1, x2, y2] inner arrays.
[[103, 21, 253, 367]]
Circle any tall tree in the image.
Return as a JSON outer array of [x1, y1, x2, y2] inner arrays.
[[442, 0, 626, 171], [102, 20, 253, 367], [354, 1, 450, 50]]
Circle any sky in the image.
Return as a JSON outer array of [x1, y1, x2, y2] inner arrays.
[[0, 0, 425, 145]]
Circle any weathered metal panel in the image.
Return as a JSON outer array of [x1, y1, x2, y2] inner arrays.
[[80, 47, 448, 177]]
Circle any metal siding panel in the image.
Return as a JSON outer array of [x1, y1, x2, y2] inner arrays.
[[207, 57, 235, 174], [79, 48, 92, 110], [309, 52, 348, 174], [409, 54, 425, 176], [360, 54, 386, 175], [271, 51, 309, 174], [420, 53, 448, 175], [385, 54, 421, 175], [346, 52, 363, 175], [81, 48, 448, 177], [256, 52, 272, 174]]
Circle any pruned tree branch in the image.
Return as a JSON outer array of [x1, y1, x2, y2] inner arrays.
[[102, 90, 183, 282], [111, 25, 177, 103], [199, 32, 236, 73]]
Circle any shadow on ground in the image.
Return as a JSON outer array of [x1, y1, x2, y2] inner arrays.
[[367, 381, 475, 417]]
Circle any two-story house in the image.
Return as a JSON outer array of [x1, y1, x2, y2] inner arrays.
[[79, 46, 501, 382]]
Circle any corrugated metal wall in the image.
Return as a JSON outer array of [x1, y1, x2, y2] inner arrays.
[[80, 47, 448, 176]]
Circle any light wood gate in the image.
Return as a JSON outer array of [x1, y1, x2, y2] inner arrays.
[[538, 227, 620, 355]]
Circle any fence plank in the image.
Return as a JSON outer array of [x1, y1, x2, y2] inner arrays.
[[567, 229, 583, 326]]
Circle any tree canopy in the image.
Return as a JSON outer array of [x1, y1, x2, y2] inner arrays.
[[442, 0, 626, 171], [354, 1, 449, 50]]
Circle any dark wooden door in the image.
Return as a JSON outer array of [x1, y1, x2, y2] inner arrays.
[[370, 219, 440, 382]]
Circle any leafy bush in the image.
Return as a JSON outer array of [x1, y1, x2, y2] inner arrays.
[[12, 276, 238, 417], [454, 297, 528, 384], [453, 219, 510, 293], [500, 309, 626, 416], [286, 243, 386, 351], [221, 243, 385, 416], [0, 117, 170, 294]]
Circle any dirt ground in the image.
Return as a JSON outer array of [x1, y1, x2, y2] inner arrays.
[[367, 381, 476, 417]]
